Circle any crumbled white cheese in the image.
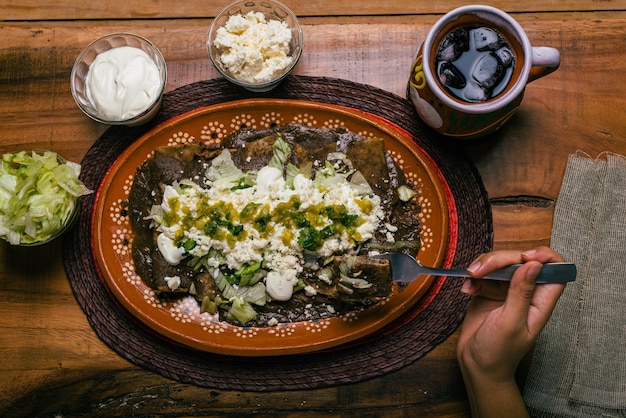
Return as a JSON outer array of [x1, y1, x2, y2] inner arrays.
[[153, 148, 385, 303], [214, 11, 293, 83], [385, 222, 398, 232], [304, 285, 317, 297], [164, 275, 181, 291], [317, 270, 333, 285]]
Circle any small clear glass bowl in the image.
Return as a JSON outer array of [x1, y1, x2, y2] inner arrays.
[[16, 200, 81, 247], [1, 150, 83, 247], [70, 33, 167, 126], [207, 0, 304, 92]]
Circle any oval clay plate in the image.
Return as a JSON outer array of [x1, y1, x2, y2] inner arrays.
[[92, 99, 452, 356]]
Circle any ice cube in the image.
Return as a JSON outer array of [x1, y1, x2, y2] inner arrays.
[[463, 81, 488, 102], [437, 28, 469, 62], [494, 47, 514, 67], [438, 62, 466, 89], [471, 53, 504, 89], [472, 27, 501, 51]]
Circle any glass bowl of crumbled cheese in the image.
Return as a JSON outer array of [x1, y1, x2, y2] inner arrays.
[[71, 33, 168, 126], [207, 0, 304, 92]]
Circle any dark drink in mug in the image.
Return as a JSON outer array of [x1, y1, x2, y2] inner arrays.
[[436, 26, 516, 103], [407, 5, 560, 139]]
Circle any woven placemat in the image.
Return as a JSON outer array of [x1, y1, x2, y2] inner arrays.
[[63, 76, 492, 391]]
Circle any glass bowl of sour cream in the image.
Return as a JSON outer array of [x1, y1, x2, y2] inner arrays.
[[71, 33, 167, 126], [207, 0, 304, 92]]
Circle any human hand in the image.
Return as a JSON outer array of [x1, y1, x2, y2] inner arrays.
[[456, 247, 566, 417], [457, 246, 566, 382]]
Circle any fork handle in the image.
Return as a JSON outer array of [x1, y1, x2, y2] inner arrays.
[[425, 262, 577, 283]]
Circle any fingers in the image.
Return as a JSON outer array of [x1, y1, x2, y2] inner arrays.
[[466, 250, 524, 278], [461, 277, 509, 300], [521, 246, 565, 264], [466, 246, 565, 279], [462, 250, 526, 299], [461, 246, 566, 301], [462, 247, 567, 338]]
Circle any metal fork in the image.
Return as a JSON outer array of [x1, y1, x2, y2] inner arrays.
[[374, 253, 577, 284]]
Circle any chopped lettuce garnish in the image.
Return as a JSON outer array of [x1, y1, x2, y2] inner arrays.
[[205, 265, 269, 325], [285, 163, 301, 189], [0, 150, 92, 245], [227, 297, 258, 325], [205, 149, 252, 189], [268, 134, 292, 173], [397, 185, 417, 202]]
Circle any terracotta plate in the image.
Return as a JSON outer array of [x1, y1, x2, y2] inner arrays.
[[91, 99, 452, 356]]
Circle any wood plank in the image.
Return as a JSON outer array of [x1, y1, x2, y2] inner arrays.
[[491, 205, 554, 251], [2, 0, 625, 21], [0, 349, 469, 417], [2, 13, 625, 167]]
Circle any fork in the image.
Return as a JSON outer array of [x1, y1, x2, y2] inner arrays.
[[374, 253, 577, 283]]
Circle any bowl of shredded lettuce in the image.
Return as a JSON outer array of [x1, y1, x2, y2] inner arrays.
[[0, 150, 92, 246]]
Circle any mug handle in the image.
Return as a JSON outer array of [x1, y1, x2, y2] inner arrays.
[[529, 47, 561, 82]]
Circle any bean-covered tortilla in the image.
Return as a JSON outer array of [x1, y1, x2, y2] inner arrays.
[[129, 124, 421, 326]]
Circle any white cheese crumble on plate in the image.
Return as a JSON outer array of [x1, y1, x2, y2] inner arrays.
[[148, 135, 386, 323]]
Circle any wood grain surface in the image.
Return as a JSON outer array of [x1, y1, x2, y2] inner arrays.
[[1, 2, 625, 416]]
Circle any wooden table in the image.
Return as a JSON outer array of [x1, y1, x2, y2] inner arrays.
[[1, 1, 625, 416]]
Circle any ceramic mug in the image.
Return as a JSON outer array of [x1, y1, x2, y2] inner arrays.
[[407, 5, 560, 139]]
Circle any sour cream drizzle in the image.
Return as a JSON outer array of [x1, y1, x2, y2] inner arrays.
[[86, 46, 161, 120]]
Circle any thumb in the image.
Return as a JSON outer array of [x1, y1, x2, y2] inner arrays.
[[500, 261, 542, 325]]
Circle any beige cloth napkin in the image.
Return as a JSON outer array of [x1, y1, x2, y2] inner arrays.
[[523, 152, 626, 417]]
